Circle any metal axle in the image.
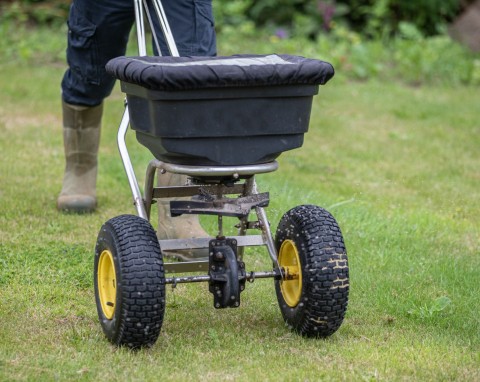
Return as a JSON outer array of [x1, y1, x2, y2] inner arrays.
[[165, 270, 280, 286]]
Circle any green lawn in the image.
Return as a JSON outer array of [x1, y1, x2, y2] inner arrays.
[[0, 41, 479, 380]]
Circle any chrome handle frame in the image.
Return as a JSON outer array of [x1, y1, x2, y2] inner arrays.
[[117, 0, 179, 219]]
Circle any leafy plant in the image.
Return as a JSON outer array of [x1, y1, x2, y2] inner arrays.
[[408, 296, 453, 319], [335, 0, 461, 37]]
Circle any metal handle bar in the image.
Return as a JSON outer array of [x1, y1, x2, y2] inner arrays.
[[118, 0, 180, 218]]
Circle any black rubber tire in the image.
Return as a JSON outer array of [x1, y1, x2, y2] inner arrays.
[[275, 205, 349, 337], [94, 214, 165, 349]]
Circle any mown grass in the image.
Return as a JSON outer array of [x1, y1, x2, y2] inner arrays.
[[0, 26, 479, 381]]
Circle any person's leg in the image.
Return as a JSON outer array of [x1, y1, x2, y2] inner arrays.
[[59, 0, 217, 259], [152, 0, 216, 56], [58, 0, 134, 212]]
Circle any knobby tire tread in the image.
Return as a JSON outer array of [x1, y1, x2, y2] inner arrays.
[[275, 205, 349, 337], [95, 214, 165, 349]]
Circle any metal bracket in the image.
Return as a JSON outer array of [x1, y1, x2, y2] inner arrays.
[[171, 192, 269, 218], [208, 238, 246, 308]]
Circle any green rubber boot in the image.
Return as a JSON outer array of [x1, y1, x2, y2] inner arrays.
[[57, 101, 103, 213], [157, 172, 209, 261]]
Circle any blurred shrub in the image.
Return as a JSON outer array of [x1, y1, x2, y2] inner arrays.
[[214, 0, 462, 39], [1, 0, 465, 39], [215, 0, 349, 39], [2, 0, 478, 86], [0, 0, 69, 26], [335, 0, 461, 37]]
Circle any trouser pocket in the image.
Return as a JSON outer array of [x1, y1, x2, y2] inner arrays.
[[66, 3, 100, 85], [193, 0, 216, 55]]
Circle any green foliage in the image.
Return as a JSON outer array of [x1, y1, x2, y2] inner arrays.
[[215, 0, 462, 39], [0, 0, 465, 39], [408, 296, 453, 320], [212, 0, 257, 37], [0, 0, 69, 26], [392, 34, 480, 85], [215, 0, 349, 39], [0, 21, 66, 63], [332, 24, 480, 85], [213, 0, 251, 30], [335, 0, 461, 37]]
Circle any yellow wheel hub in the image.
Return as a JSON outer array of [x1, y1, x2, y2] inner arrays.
[[278, 239, 302, 307], [97, 250, 117, 319]]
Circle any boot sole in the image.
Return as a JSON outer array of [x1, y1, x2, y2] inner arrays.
[[57, 195, 96, 214]]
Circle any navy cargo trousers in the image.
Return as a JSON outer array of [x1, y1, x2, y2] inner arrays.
[[61, 0, 216, 106]]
